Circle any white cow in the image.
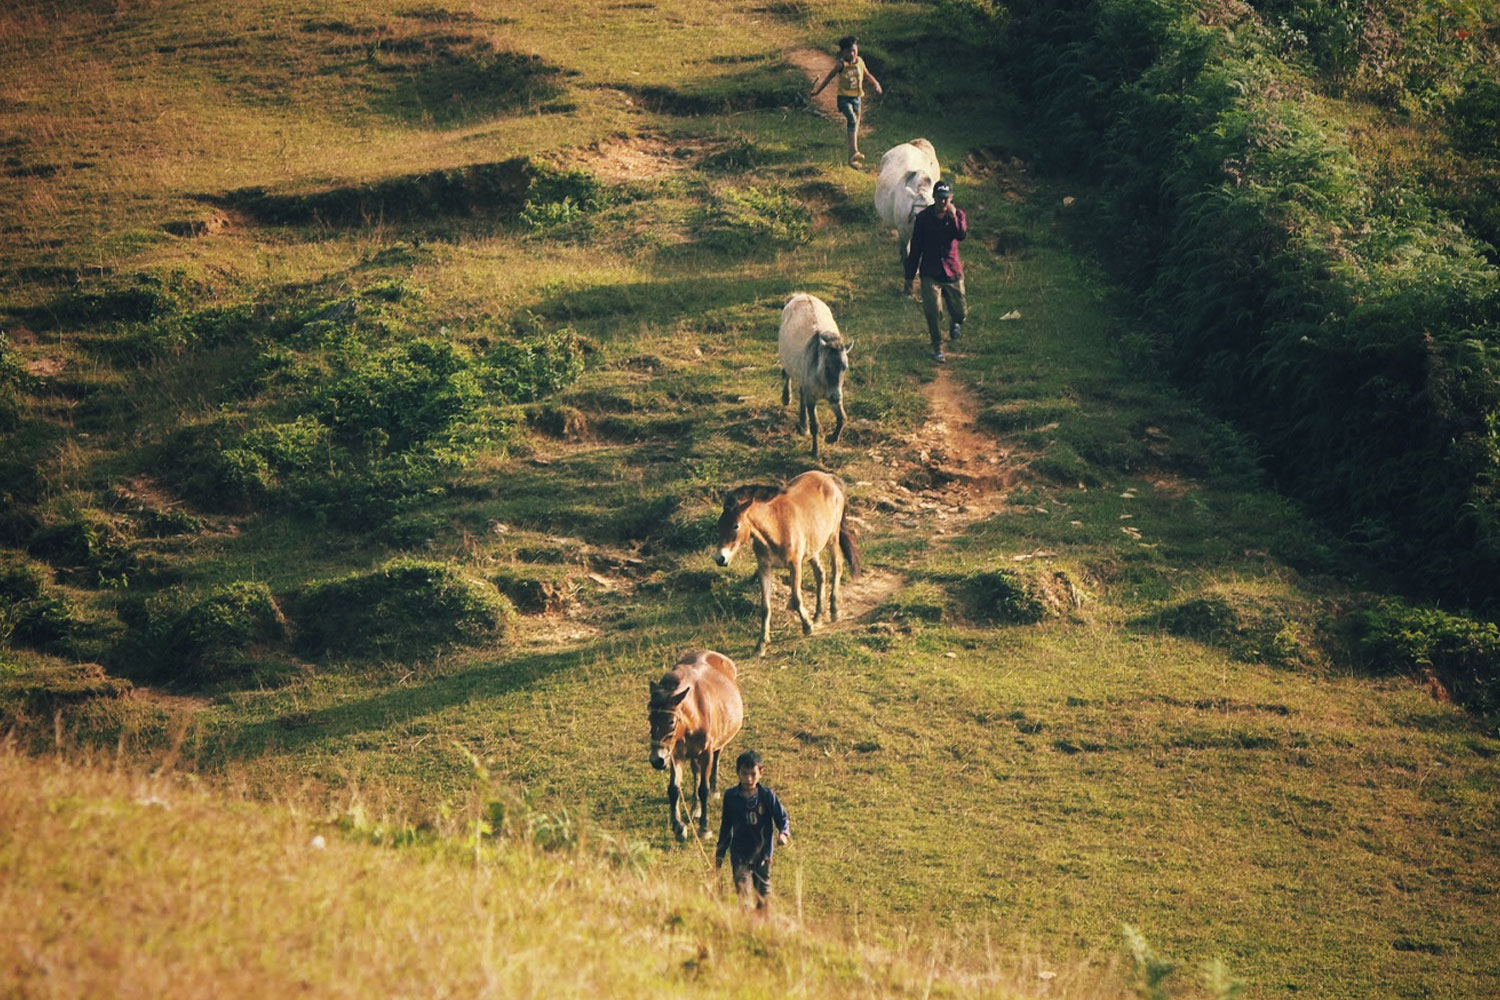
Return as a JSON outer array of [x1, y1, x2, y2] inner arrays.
[[873, 138, 941, 272], [778, 293, 849, 459]]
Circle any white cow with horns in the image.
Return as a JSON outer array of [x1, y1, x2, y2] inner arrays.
[[778, 293, 849, 459], [873, 138, 941, 273]]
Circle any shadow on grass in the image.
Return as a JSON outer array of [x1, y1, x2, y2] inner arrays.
[[218, 643, 603, 758]]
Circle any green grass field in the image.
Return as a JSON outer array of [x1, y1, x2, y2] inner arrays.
[[3, 1, 1498, 997]]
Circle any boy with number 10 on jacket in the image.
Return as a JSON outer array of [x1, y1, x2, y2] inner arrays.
[[714, 749, 791, 911]]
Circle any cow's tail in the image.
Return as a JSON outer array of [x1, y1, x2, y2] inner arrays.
[[839, 506, 863, 579]]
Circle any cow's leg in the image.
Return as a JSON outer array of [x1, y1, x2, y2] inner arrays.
[[666, 758, 685, 840], [806, 395, 820, 458], [755, 566, 774, 656], [781, 369, 791, 407], [696, 753, 712, 835], [796, 386, 809, 434], [827, 390, 846, 444]]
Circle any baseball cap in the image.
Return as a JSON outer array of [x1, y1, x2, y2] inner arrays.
[[933, 180, 952, 199]]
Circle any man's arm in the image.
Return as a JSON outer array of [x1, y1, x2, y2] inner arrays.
[[811, 66, 838, 96], [952, 206, 968, 241]]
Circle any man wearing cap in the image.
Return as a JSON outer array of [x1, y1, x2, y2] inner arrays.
[[904, 179, 967, 362]]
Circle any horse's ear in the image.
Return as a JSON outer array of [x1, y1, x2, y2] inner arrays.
[[667, 686, 691, 707]]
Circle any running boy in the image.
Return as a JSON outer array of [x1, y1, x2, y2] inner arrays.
[[714, 749, 791, 911], [811, 35, 883, 166]]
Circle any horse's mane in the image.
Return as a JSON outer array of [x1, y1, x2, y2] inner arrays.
[[724, 484, 783, 508]]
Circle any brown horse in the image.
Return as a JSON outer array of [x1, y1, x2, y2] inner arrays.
[[714, 470, 863, 656], [646, 650, 744, 840]]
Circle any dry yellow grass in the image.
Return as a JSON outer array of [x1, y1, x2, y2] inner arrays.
[[0, 742, 1140, 1000]]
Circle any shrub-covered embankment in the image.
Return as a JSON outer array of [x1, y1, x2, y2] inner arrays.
[[1001, 0, 1500, 618]]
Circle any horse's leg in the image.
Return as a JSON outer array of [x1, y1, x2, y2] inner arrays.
[[810, 548, 826, 623], [695, 753, 712, 835], [667, 757, 686, 841], [688, 756, 703, 824], [782, 369, 791, 407], [788, 553, 815, 634], [829, 532, 843, 623], [709, 748, 721, 795], [755, 566, 773, 656]]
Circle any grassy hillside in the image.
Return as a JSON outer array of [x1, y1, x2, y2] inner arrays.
[[2, 1, 1498, 998]]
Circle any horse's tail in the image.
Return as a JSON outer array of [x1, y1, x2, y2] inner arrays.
[[839, 507, 863, 579]]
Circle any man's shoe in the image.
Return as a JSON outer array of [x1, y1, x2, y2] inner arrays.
[[949, 322, 962, 343], [931, 350, 946, 363]]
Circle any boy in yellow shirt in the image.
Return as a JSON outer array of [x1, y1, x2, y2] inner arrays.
[[811, 35, 884, 166]]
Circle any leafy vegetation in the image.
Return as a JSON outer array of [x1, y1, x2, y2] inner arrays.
[[1003, 0, 1500, 614]]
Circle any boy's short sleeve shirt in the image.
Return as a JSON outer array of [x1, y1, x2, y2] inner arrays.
[[836, 57, 867, 97]]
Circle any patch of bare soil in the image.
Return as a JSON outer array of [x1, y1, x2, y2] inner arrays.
[[862, 366, 1020, 537], [569, 132, 736, 183]]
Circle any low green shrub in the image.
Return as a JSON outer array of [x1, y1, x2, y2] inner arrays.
[[112, 581, 290, 687], [294, 560, 515, 658], [1149, 588, 1321, 668], [318, 339, 482, 453], [26, 510, 136, 586], [962, 569, 1049, 625], [1347, 599, 1500, 715], [0, 559, 78, 651]]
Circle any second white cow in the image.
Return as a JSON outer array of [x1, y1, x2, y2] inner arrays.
[[873, 138, 941, 272], [778, 293, 849, 459]]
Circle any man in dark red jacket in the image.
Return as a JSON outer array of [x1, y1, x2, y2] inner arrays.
[[903, 179, 968, 362]]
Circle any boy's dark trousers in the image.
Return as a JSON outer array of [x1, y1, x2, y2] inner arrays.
[[730, 854, 772, 907]]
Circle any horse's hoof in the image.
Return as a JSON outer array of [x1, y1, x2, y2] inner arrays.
[[826, 431, 841, 443]]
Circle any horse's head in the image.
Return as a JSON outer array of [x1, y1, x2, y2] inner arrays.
[[646, 680, 690, 769], [714, 485, 778, 567]]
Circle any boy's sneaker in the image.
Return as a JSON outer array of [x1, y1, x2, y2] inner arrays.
[[948, 322, 963, 343], [931, 349, 946, 363]]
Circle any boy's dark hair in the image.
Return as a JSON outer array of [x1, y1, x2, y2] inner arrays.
[[735, 749, 763, 771], [837, 35, 857, 51]]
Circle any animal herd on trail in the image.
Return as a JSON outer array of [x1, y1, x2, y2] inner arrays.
[[646, 136, 954, 864]]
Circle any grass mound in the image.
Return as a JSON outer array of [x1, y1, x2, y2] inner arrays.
[[293, 560, 515, 658], [113, 581, 293, 688], [1146, 586, 1327, 669]]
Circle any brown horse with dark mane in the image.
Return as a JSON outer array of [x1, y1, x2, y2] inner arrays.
[[714, 470, 863, 656], [646, 650, 744, 840]]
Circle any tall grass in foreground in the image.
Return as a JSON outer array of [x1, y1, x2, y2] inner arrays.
[[0, 741, 1157, 1000]]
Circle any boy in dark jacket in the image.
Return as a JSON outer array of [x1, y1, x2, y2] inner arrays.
[[714, 749, 791, 911]]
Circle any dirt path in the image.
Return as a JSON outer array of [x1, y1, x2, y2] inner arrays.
[[786, 48, 838, 118]]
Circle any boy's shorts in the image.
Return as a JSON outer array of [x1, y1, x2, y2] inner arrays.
[[836, 96, 860, 129], [730, 856, 773, 899]]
